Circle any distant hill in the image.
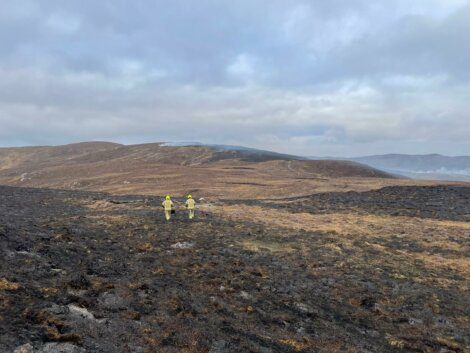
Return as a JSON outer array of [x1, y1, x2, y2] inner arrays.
[[348, 154, 470, 182], [0, 141, 397, 198], [161, 142, 307, 162]]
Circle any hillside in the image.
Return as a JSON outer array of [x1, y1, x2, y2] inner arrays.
[[350, 154, 470, 182], [1, 144, 469, 352], [0, 142, 400, 199], [1, 185, 469, 352]]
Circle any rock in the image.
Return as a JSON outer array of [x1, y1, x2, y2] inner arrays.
[[38, 343, 86, 353], [171, 242, 194, 249], [239, 291, 251, 300], [67, 304, 95, 320], [16, 251, 41, 258], [295, 302, 315, 315], [408, 317, 423, 325], [47, 304, 69, 315], [13, 343, 34, 353], [127, 344, 145, 353], [99, 291, 125, 310]]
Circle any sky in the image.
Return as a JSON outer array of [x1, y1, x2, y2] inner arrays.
[[0, 0, 469, 157]]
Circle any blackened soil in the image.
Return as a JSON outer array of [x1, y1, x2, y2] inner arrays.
[[236, 186, 470, 221], [0, 185, 469, 353]]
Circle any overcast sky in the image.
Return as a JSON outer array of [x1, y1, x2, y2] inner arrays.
[[1, 0, 469, 156]]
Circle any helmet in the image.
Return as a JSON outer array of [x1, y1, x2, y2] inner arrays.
[[187, 194, 192, 199], [165, 195, 171, 200]]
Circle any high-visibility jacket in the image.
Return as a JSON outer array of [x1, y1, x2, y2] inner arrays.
[[162, 200, 174, 211], [185, 199, 196, 210]]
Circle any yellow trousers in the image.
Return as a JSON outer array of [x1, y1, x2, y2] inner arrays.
[[188, 209, 195, 219], [165, 210, 171, 220]]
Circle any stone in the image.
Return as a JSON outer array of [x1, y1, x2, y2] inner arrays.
[[295, 302, 315, 315], [38, 343, 86, 353], [99, 291, 125, 310], [13, 343, 34, 353], [239, 291, 251, 300], [47, 304, 68, 315], [67, 304, 95, 320], [171, 242, 194, 249]]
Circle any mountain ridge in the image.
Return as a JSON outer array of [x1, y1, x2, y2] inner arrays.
[[0, 141, 399, 198], [307, 153, 470, 181], [347, 153, 470, 182]]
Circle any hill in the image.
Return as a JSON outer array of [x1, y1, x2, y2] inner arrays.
[[0, 142, 400, 198], [349, 154, 470, 182]]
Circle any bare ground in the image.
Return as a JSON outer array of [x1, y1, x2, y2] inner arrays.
[[1, 185, 469, 353]]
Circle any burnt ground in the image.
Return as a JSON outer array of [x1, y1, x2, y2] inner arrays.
[[0, 185, 469, 353], [232, 186, 470, 221]]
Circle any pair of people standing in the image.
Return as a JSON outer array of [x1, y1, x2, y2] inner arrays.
[[161, 195, 196, 221]]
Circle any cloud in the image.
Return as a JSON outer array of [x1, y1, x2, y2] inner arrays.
[[227, 54, 259, 83], [45, 11, 81, 34], [0, 0, 469, 156]]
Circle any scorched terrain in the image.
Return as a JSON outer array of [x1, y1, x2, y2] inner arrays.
[[1, 185, 469, 353]]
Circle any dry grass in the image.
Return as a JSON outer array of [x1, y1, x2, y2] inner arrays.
[[240, 240, 296, 253], [210, 204, 470, 234], [279, 338, 310, 351], [2, 142, 467, 199], [40, 287, 60, 298], [209, 204, 470, 279], [88, 175, 458, 200], [0, 278, 20, 291]]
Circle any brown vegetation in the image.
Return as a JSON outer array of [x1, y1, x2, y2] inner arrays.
[[0, 142, 434, 199]]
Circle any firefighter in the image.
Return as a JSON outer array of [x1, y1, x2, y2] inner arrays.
[[162, 195, 174, 221], [185, 194, 196, 219]]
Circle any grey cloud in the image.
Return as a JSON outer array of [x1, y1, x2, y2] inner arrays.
[[323, 4, 470, 82], [0, 0, 469, 156]]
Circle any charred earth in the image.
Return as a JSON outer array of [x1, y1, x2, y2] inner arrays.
[[1, 185, 469, 352]]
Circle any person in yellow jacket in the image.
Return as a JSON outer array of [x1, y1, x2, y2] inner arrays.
[[162, 195, 174, 221], [185, 194, 196, 219]]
